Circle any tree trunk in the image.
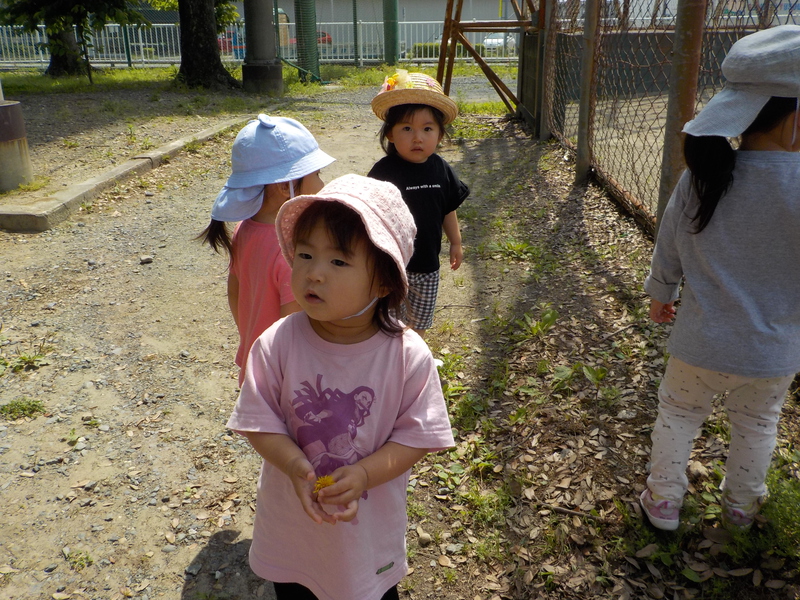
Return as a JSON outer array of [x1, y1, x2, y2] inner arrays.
[[46, 27, 85, 77], [177, 0, 241, 88]]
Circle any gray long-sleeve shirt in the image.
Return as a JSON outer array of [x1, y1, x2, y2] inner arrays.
[[645, 151, 800, 378]]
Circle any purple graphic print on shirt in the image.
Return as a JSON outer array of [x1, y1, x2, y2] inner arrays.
[[291, 374, 375, 479]]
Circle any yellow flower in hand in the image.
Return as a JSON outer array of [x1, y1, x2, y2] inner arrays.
[[314, 475, 335, 494]]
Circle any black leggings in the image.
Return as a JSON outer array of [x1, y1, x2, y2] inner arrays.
[[273, 582, 400, 600]]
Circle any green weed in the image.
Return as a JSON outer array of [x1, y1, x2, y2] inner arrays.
[[459, 483, 511, 525], [513, 306, 558, 344], [0, 397, 45, 420], [10, 177, 50, 193], [66, 550, 93, 571], [451, 392, 489, 430], [183, 138, 202, 154]]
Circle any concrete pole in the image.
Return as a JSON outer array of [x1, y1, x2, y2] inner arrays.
[[242, 0, 284, 95], [0, 99, 34, 192], [575, 0, 600, 184], [383, 0, 399, 65], [655, 0, 707, 236]]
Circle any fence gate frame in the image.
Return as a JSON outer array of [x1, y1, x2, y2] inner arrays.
[[436, 0, 536, 116]]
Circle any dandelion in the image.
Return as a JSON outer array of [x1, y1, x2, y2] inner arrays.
[[314, 475, 335, 494]]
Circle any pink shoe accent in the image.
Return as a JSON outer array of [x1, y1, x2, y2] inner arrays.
[[640, 489, 680, 531]]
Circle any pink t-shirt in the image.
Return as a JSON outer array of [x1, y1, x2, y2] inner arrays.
[[226, 313, 455, 600], [230, 219, 294, 385]]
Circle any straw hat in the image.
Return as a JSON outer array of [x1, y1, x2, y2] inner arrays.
[[371, 70, 459, 125], [683, 25, 800, 138], [276, 174, 417, 292]]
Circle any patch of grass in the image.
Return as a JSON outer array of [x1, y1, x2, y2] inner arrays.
[[0, 338, 51, 374], [66, 550, 93, 571], [0, 397, 45, 420], [435, 319, 456, 337], [2, 176, 51, 194], [451, 392, 489, 430], [459, 100, 508, 116], [407, 499, 428, 520], [450, 117, 498, 140], [459, 483, 511, 525], [512, 305, 559, 344], [183, 138, 202, 154], [469, 530, 505, 562], [1, 67, 176, 95]]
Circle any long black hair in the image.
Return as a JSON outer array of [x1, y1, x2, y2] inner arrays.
[[686, 96, 798, 233]]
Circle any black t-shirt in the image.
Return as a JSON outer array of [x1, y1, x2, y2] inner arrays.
[[368, 153, 469, 273]]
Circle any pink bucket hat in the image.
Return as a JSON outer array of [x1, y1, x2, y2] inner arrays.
[[276, 174, 417, 291]]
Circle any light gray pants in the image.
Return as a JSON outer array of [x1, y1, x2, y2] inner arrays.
[[647, 357, 793, 505]]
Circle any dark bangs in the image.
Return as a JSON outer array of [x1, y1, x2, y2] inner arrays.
[[379, 103, 447, 155], [292, 201, 407, 335]]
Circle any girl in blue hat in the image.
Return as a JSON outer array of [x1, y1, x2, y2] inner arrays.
[[199, 114, 335, 386], [641, 25, 800, 532]]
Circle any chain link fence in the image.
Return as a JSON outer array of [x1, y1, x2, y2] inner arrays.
[[541, 0, 800, 231]]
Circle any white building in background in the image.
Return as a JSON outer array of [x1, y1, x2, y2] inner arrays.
[[231, 1, 521, 23]]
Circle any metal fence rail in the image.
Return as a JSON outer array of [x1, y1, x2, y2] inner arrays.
[[543, 0, 800, 228], [0, 21, 519, 68]]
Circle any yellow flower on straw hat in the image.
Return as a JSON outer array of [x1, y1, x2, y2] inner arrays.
[[371, 69, 459, 125]]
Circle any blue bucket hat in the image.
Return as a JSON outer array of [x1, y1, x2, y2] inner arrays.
[[211, 114, 335, 222]]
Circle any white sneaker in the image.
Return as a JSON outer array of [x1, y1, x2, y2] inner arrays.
[[640, 489, 680, 531]]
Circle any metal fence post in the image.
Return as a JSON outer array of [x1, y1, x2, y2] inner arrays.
[[35, 26, 44, 65], [575, 0, 600, 183], [538, 0, 555, 140], [655, 0, 707, 236], [123, 25, 132, 67]]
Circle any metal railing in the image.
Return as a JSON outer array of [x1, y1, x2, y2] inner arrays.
[[0, 20, 519, 68]]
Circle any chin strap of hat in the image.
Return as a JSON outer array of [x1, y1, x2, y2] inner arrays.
[[341, 296, 379, 320], [793, 98, 799, 146]]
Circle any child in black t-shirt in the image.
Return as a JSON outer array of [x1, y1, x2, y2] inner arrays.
[[369, 70, 470, 337]]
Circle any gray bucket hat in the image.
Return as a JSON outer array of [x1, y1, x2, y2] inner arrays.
[[683, 24, 800, 138], [211, 114, 335, 222]]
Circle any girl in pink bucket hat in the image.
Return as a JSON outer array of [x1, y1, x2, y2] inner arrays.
[[641, 25, 800, 532], [369, 70, 470, 337], [198, 114, 335, 387], [226, 174, 455, 600]]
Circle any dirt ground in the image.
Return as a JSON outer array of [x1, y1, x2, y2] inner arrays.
[[1, 81, 799, 600]]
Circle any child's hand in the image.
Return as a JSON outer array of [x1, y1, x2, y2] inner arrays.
[[449, 243, 463, 270], [285, 456, 337, 525], [650, 299, 676, 323], [315, 463, 369, 522]]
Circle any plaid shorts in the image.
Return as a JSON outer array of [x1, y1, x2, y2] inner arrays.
[[403, 270, 440, 331]]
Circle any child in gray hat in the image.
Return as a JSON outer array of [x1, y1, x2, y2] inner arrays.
[[226, 174, 455, 600], [641, 25, 800, 531], [199, 114, 334, 387]]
